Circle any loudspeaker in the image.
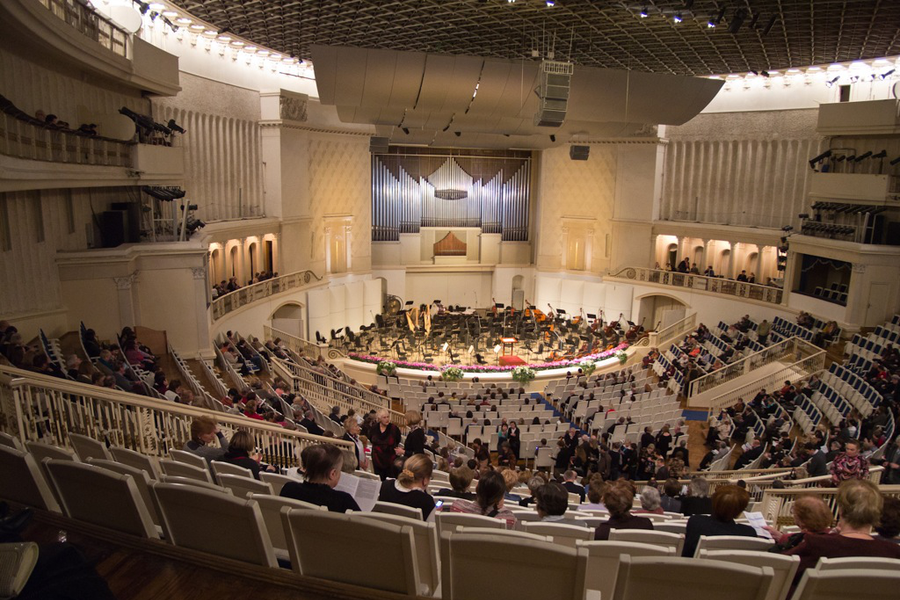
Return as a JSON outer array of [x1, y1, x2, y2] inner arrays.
[[111, 201, 140, 243], [570, 145, 590, 161], [98, 211, 125, 248], [534, 60, 573, 127], [885, 221, 900, 245], [369, 136, 389, 153]]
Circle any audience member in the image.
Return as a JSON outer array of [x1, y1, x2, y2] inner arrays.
[[680, 476, 713, 516], [435, 466, 476, 500], [534, 481, 569, 522], [594, 481, 654, 540], [280, 444, 360, 512], [448, 470, 518, 529], [377, 454, 436, 520], [765, 495, 833, 552], [222, 430, 275, 479], [682, 484, 757, 557], [370, 408, 402, 480], [634, 487, 665, 515], [183, 416, 229, 463]]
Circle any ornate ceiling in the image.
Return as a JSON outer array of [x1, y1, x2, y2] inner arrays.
[[169, 0, 900, 77]]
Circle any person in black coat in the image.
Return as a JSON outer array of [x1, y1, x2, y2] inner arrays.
[[222, 430, 276, 480], [403, 410, 427, 457], [680, 476, 714, 517], [281, 443, 360, 513], [682, 484, 757, 557]]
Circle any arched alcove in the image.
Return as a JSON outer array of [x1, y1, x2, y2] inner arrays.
[[666, 244, 679, 271], [636, 293, 688, 331], [270, 302, 305, 339]]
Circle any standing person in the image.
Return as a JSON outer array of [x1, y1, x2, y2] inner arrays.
[[883, 435, 900, 485], [403, 410, 427, 457], [370, 408, 402, 480], [507, 420, 521, 459], [829, 439, 869, 486]]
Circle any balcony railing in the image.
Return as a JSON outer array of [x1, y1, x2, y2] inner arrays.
[[40, 0, 128, 58], [210, 270, 323, 322], [0, 113, 133, 167], [609, 267, 784, 305], [263, 325, 345, 362]]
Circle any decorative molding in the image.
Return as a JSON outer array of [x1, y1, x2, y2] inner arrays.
[[280, 95, 308, 122], [114, 272, 137, 290], [852, 263, 867, 274], [191, 267, 207, 280]]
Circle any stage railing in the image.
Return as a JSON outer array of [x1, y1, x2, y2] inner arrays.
[[263, 325, 346, 361], [210, 270, 322, 322], [608, 267, 784, 305], [270, 357, 404, 426], [0, 365, 353, 469]]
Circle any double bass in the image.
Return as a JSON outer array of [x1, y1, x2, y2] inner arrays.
[[625, 317, 646, 342]]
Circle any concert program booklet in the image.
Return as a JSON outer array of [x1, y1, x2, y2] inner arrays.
[[335, 472, 381, 512]]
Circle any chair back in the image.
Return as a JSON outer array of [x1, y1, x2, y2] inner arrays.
[[247, 493, 325, 560], [0, 432, 23, 451], [110, 446, 160, 479], [612, 556, 774, 600], [210, 460, 254, 481], [168, 449, 209, 470], [695, 535, 775, 556], [259, 472, 295, 495], [87, 458, 162, 527], [354, 511, 440, 596], [26, 441, 77, 490], [792, 568, 900, 600], [160, 459, 214, 484], [521, 522, 593, 548], [373, 500, 424, 521], [217, 473, 272, 498], [816, 556, 900, 571], [0, 445, 61, 512], [653, 521, 688, 534], [700, 549, 800, 600], [436, 512, 507, 537], [151, 482, 277, 567], [158, 475, 229, 493], [45, 460, 158, 538], [608, 529, 685, 555], [440, 531, 588, 600], [577, 541, 674, 600], [282, 509, 420, 596], [67, 433, 112, 462]]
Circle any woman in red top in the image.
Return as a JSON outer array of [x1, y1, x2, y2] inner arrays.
[[370, 408, 402, 480]]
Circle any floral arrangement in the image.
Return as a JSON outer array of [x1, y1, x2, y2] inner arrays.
[[615, 350, 628, 364], [511, 365, 536, 383], [348, 343, 630, 373], [579, 359, 597, 377], [441, 366, 465, 381], [375, 360, 397, 376]]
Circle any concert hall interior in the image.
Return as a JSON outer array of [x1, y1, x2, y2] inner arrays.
[[3, 0, 900, 598]]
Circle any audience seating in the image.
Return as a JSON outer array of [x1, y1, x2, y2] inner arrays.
[[439, 531, 588, 600], [67, 433, 113, 462], [159, 474, 231, 492], [792, 568, 900, 600], [0, 445, 61, 513], [109, 446, 160, 479], [699, 550, 799, 600], [259, 471, 295, 495], [693, 534, 775, 556], [25, 441, 77, 487], [653, 521, 688, 534], [45, 460, 159, 539], [86, 458, 162, 528], [169, 449, 210, 470], [210, 460, 254, 481], [577, 541, 674, 600], [151, 482, 277, 567], [608, 529, 685, 555], [159, 459, 215, 484], [0, 431, 23, 451], [611, 556, 774, 600], [217, 473, 273, 498], [373, 500, 424, 521], [815, 556, 900, 571], [247, 493, 325, 561], [355, 512, 441, 596], [520, 522, 593, 547], [282, 510, 422, 596], [435, 513, 507, 537]]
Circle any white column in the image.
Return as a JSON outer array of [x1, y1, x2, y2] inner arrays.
[[324, 225, 333, 274], [585, 229, 594, 272], [561, 226, 570, 270], [650, 234, 660, 268], [726, 242, 735, 279], [114, 273, 137, 328], [344, 223, 353, 273], [754, 246, 763, 282], [701, 239, 711, 271], [191, 266, 212, 355]]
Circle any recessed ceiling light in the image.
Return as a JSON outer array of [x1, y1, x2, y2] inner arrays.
[[189, 24, 204, 30], [148, 3, 166, 10], [807, 66, 822, 72], [231, 41, 245, 47], [162, 11, 178, 17], [176, 17, 192, 24]]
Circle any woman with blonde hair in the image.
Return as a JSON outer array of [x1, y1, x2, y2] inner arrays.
[[403, 409, 427, 457], [377, 454, 437, 520]]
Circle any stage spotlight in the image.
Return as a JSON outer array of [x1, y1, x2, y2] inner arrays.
[[728, 8, 747, 33], [550, 134, 556, 142], [639, 7, 648, 18], [454, 131, 461, 137], [761, 15, 777, 35], [873, 150, 888, 159], [890, 156, 900, 166], [672, 13, 682, 23]]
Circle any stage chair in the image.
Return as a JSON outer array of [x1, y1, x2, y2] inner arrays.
[[699, 550, 799, 600], [86, 458, 162, 528], [608, 529, 685, 555], [248, 493, 325, 561], [354, 512, 440, 596], [440, 530, 587, 600], [282, 509, 421, 595], [792, 568, 900, 600], [67, 433, 112, 462], [159, 459, 214, 484], [217, 473, 272, 498], [436, 512, 507, 537], [577, 541, 675, 600], [110, 446, 160, 479], [168, 449, 209, 470], [694, 535, 775, 557], [259, 472, 296, 495], [373, 500, 424, 521], [210, 460, 255, 481], [521, 522, 593, 548], [611, 556, 774, 600], [45, 460, 158, 539], [0, 445, 61, 512], [152, 482, 277, 567]]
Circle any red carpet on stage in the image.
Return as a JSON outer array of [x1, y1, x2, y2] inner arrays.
[[499, 355, 526, 366]]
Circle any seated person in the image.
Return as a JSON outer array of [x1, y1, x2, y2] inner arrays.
[[500, 468, 523, 503], [682, 484, 757, 557], [765, 495, 833, 552], [680, 476, 713, 516], [434, 465, 476, 500], [377, 454, 436, 520], [518, 475, 547, 508], [874, 496, 900, 544], [562, 469, 586, 503], [659, 478, 683, 513], [448, 470, 518, 529], [534, 481, 569, 522], [594, 480, 654, 540], [183, 416, 229, 463], [578, 476, 607, 511], [222, 430, 276, 479], [280, 443, 360, 513], [784, 480, 900, 587], [634, 487, 665, 515]]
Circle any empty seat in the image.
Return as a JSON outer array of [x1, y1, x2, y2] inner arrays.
[[0, 432, 23, 451], [440, 531, 588, 600], [436, 512, 507, 537], [282, 509, 421, 595], [700, 549, 799, 600], [159, 459, 214, 484], [110, 446, 160, 479], [612, 556, 774, 600], [259, 472, 296, 496], [0, 445, 61, 513], [373, 500, 424, 520], [217, 473, 272, 498], [694, 535, 775, 557], [26, 441, 77, 487], [609, 529, 685, 555], [158, 475, 229, 493], [816, 556, 900, 571], [86, 458, 162, 528], [67, 433, 112, 462], [521, 522, 593, 547], [210, 460, 254, 481], [45, 460, 158, 539], [792, 568, 900, 600], [168, 449, 210, 470], [355, 511, 440, 596], [151, 482, 276, 567], [578, 541, 675, 600], [248, 493, 325, 561]]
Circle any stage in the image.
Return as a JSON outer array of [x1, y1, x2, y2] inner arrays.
[[499, 355, 526, 367]]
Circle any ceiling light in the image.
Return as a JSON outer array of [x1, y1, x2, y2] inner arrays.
[[231, 41, 244, 47], [203, 30, 218, 36], [639, 7, 648, 18], [807, 66, 822, 72], [218, 36, 231, 42], [148, 2, 165, 9], [244, 46, 257, 52], [271, 54, 281, 59], [257, 50, 270, 56], [162, 11, 178, 17], [175, 17, 191, 24], [189, 24, 203, 31], [673, 13, 682, 23], [546, 0, 555, 6], [707, 19, 716, 28]]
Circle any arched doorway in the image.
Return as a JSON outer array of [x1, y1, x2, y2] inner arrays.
[[271, 302, 305, 339], [248, 242, 258, 279], [229, 245, 240, 281], [667, 244, 678, 271], [636, 294, 688, 331]]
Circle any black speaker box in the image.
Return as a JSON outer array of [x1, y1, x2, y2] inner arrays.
[[570, 145, 590, 161], [98, 211, 125, 248], [111, 201, 140, 243]]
